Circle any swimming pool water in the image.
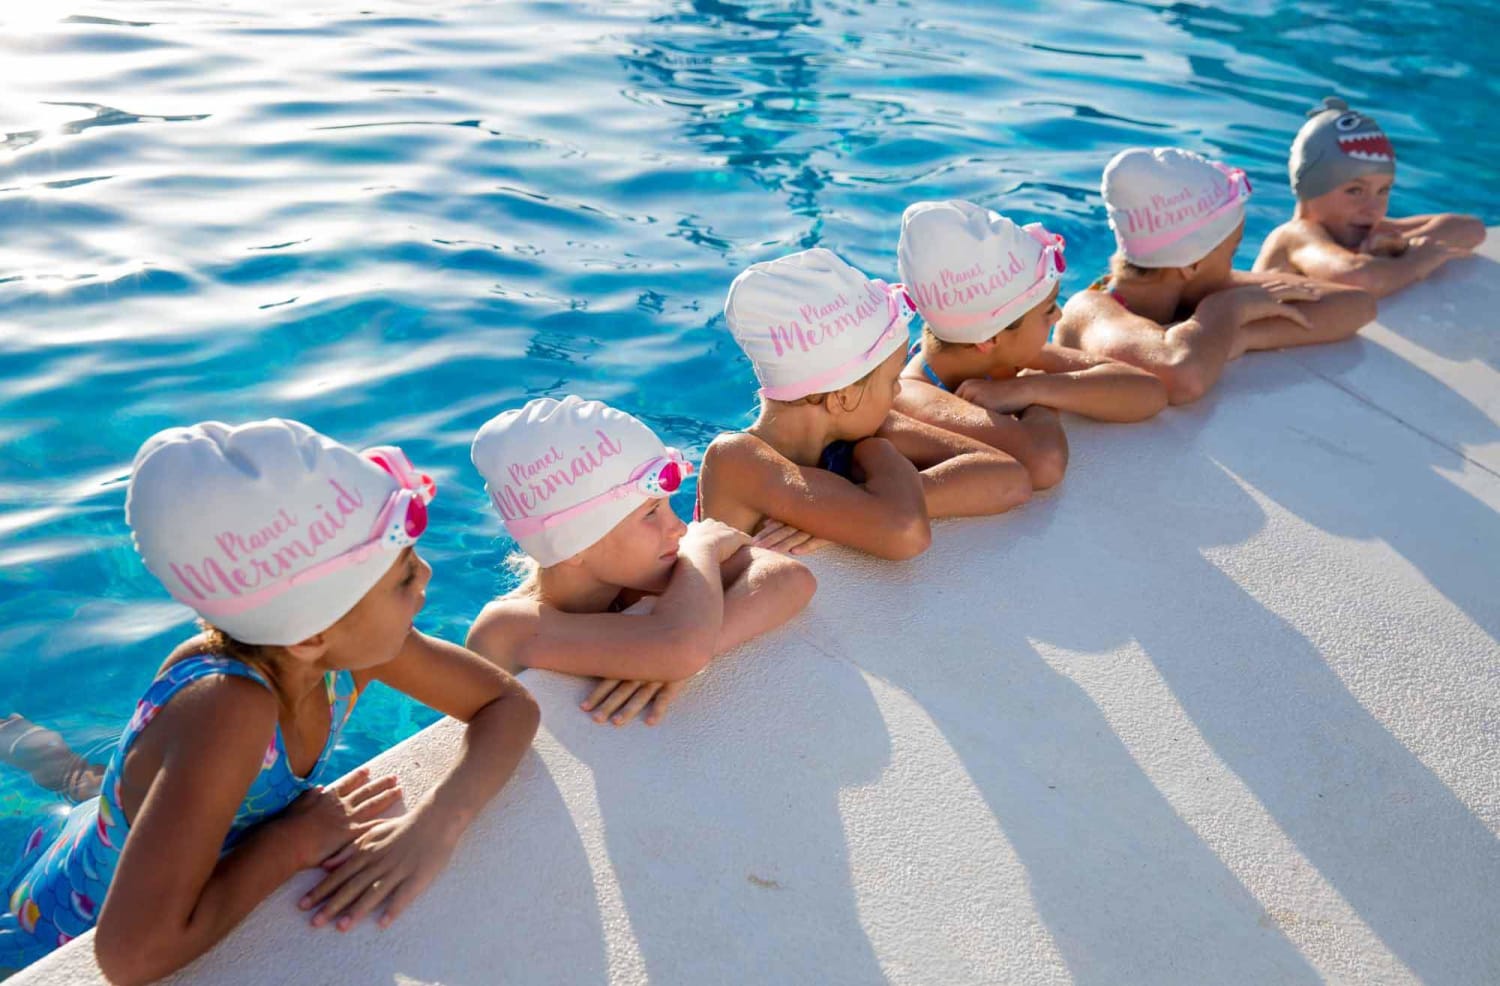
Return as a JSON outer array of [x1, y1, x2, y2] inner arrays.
[[0, 0, 1495, 849]]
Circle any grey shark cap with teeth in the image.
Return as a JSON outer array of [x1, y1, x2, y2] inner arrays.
[[1289, 96, 1397, 201]]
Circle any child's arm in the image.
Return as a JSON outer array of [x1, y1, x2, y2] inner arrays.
[[1224, 273, 1376, 351], [700, 433, 932, 560], [895, 382, 1068, 490], [298, 631, 540, 933], [1055, 292, 1240, 405], [1380, 213, 1486, 250], [582, 545, 817, 726], [1275, 224, 1468, 299], [958, 345, 1168, 423], [876, 411, 1034, 514], [467, 520, 748, 684], [94, 680, 405, 985]]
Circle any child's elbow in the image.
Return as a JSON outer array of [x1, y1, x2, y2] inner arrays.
[[1451, 215, 1487, 249], [506, 685, 542, 738], [876, 515, 932, 560], [97, 925, 167, 986], [1161, 362, 1212, 406], [780, 558, 819, 609], [1026, 447, 1066, 493]]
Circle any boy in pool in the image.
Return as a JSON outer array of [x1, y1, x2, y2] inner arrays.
[[1254, 97, 1484, 297], [467, 395, 814, 728], [896, 200, 1167, 490], [1056, 147, 1376, 404], [697, 248, 1030, 559]]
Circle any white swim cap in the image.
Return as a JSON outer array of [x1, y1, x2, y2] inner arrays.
[[898, 199, 1066, 344], [1103, 148, 1252, 268], [471, 395, 692, 568], [725, 248, 912, 402], [126, 419, 434, 646]]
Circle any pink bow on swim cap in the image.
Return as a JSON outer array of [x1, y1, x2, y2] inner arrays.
[[1103, 148, 1252, 268], [725, 248, 914, 402], [898, 199, 1066, 344]]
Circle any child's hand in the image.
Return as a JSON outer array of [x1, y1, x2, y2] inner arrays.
[[299, 810, 457, 933], [683, 518, 751, 562], [1406, 234, 1470, 275], [1360, 230, 1408, 257], [581, 678, 688, 726], [752, 519, 831, 555], [1208, 283, 1316, 330], [955, 377, 1035, 415], [279, 767, 404, 870]]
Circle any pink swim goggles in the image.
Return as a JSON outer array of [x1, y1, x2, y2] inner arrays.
[[504, 451, 694, 538], [192, 446, 436, 619]]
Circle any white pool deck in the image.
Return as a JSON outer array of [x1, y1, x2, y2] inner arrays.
[[17, 235, 1500, 985]]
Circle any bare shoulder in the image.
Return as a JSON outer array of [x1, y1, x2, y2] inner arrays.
[[1055, 289, 1113, 346], [466, 595, 542, 673], [703, 430, 792, 481]]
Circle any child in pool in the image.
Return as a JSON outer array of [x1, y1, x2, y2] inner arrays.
[[466, 396, 816, 729], [1055, 147, 1377, 405], [896, 200, 1168, 489], [1254, 97, 1484, 298], [696, 248, 1031, 560], [0, 715, 104, 805], [0, 420, 538, 984]]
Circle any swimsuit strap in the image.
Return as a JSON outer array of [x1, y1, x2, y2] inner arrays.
[[1089, 275, 1133, 314], [905, 339, 950, 393]]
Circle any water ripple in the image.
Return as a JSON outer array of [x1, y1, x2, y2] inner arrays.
[[0, 0, 1494, 840]]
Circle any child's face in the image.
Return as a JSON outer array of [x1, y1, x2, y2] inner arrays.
[[990, 284, 1061, 366], [1306, 175, 1393, 248], [1190, 218, 1245, 287], [834, 344, 905, 439], [584, 495, 688, 593], [321, 547, 431, 670]]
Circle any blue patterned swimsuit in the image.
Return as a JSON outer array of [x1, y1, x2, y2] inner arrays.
[[1, 655, 357, 971]]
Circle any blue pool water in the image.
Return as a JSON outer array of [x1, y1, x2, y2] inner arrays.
[[0, 0, 1495, 853]]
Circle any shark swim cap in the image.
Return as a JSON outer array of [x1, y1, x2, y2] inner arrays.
[[1289, 97, 1396, 201]]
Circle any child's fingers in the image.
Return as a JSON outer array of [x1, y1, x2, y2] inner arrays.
[[646, 682, 685, 726], [791, 536, 831, 555], [327, 766, 373, 796], [317, 842, 357, 873], [350, 784, 404, 822], [591, 682, 641, 723], [612, 683, 662, 726], [581, 679, 620, 712], [335, 872, 398, 932], [1279, 305, 1313, 329], [346, 774, 401, 808], [313, 866, 385, 930], [302, 858, 361, 913], [378, 880, 420, 930]]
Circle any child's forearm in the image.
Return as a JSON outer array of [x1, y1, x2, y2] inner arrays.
[[1154, 303, 1237, 404], [98, 825, 314, 985], [716, 549, 815, 654], [1019, 368, 1167, 422], [408, 689, 539, 843], [1241, 286, 1375, 350], [645, 544, 727, 655], [1403, 214, 1485, 249], [918, 449, 1032, 517]]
